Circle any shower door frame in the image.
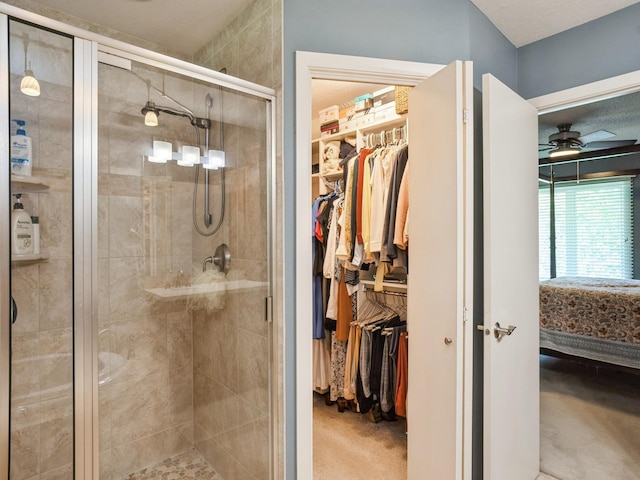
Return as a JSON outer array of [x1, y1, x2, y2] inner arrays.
[[0, 4, 278, 479]]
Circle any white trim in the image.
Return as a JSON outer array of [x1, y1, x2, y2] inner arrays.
[[528, 70, 640, 114], [294, 51, 446, 480], [0, 2, 274, 100]]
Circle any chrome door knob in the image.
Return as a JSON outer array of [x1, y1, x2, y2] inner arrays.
[[493, 322, 516, 340]]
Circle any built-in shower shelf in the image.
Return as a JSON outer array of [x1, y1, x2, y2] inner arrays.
[[145, 279, 268, 298], [11, 252, 49, 265], [10, 175, 50, 193]]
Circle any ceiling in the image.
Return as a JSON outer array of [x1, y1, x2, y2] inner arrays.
[[470, 0, 640, 47], [538, 91, 640, 161], [28, 0, 640, 56]]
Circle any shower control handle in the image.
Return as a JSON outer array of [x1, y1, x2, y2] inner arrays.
[[10, 296, 17, 324]]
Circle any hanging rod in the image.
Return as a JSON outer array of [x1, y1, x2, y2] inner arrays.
[[362, 283, 407, 297]]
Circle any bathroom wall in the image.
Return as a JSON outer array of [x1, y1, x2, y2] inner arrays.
[[8, 21, 75, 480], [193, 0, 283, 478]]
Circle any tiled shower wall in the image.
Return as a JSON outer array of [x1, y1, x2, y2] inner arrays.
[[194, 0, 284, 477], [190, 90, 271, 479], [9, 23, 75, 480], [3, 0, 283, 479], [97, 63, 200, 479]]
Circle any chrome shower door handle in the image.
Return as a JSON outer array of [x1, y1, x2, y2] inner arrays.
[[10, 296, 17, 324]]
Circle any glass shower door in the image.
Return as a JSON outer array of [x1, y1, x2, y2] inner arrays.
[[6, 19, 75, 479], [96, 56, 273, 480]]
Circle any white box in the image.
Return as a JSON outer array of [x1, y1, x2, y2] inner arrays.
[[319, 105, 339, 125]]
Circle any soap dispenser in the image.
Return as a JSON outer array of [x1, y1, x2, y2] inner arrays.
[[11, 194, 34, 255]]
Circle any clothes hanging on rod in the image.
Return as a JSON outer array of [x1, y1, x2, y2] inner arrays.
[[312, 128, 411, 414]]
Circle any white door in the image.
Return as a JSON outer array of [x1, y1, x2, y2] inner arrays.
[[482, 74, 539, 480], [409, 65, 539, 479], [408, 60, 474, 480]]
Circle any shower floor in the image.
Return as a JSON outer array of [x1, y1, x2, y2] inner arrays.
[[120, 449, 223, 480]]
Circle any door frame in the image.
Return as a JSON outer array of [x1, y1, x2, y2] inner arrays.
[[294, 51, 473, 479], [528, 70, 640, 114]]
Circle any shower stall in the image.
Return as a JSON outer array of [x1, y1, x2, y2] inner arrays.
[[1, 8, 275, 480]]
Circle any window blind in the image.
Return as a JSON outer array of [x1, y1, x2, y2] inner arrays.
[[539, 177, 634, 280]]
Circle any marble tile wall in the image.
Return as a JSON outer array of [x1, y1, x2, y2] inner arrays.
[[194, 1, 284, 477], [9, 21, 75, 480], [97, 62, 200, 480]]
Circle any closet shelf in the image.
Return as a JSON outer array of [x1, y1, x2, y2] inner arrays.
[[11, 252, 49, 265], [312, 113, 406, 144], [10, 175, 50, 193]]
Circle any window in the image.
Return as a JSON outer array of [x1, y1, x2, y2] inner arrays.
[[539, 177, 634, 280]]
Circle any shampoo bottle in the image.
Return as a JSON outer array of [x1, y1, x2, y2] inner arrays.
[[11, 194, 34, 255], [10, 120, 32, 177]]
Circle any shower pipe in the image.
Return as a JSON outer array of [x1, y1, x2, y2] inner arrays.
[[135, 71, 226, 236]]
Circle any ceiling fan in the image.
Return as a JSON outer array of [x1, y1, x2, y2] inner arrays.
[[539, 123, 637, 160]]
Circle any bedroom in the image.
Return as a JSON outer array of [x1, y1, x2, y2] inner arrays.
[[536, 89, 640, 480]]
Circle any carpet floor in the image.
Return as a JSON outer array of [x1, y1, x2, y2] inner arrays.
[[540, 355, 640, 480], [313, 356, 640, 479], [313, 393, 407, 480]]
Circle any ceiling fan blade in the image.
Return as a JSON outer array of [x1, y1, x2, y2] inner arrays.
[[579, 129, 615, 144], [538, 144, 553, 151], [584, 139, 637, 149]]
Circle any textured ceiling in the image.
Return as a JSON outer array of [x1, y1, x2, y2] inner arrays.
[[470, 0, 640, 47]]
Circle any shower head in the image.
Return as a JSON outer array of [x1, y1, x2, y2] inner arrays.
[[141, 101, 159, 126]]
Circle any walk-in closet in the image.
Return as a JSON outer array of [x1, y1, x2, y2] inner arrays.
[[310, 79, 410, 479]]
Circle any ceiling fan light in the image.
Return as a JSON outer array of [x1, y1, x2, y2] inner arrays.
[[549, 146, 581, 158]]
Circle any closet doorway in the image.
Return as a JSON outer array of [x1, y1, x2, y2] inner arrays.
[[296, 52, 541, 480], [310, 77, 410, 479]]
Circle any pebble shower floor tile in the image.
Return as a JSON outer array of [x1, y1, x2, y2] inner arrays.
[[121, 449, 223, 480]]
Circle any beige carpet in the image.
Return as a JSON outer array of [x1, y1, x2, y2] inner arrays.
[[540, 355, 640, 480], [313, 393, 407, 479]]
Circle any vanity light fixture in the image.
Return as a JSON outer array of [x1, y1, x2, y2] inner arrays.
[[20, 35, 40, 97], [147, 140, 222, 168], [204, 149, 225, 170]]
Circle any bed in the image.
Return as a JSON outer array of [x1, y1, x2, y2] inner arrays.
[[539, 276, 640, 370]]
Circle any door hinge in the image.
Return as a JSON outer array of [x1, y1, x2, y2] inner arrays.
[[463, 307, 469, 323], [463, 109, 470, 124], [265, 296, 273, 323]]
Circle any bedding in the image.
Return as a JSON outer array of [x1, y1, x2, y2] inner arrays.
[[539, 276, 640, 369]]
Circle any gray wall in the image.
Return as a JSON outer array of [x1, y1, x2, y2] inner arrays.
[[281, 0, 517, 475], [518, 3, 640, 99]]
